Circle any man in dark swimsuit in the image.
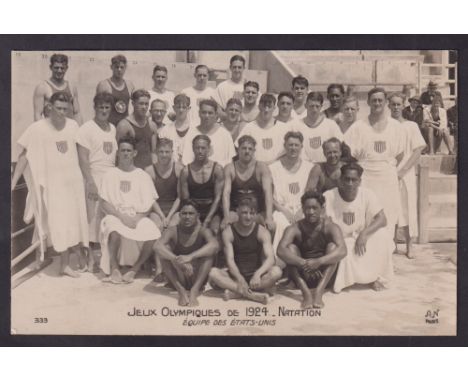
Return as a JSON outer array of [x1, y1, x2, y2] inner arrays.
[[33, 53, 82, 123], [155, 199, 219, 306], [221, 134, 275, 232], [277, 190, 347, 309], [305, 137, 348, 193], [180, 134, 224, 234], [209, 197, 282, 304], [96, 54, 135, 126], [145, 137, 183, 282], [116, 89, 158, 169]]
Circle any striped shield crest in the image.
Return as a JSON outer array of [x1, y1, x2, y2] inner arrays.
[[309, 136, 321, 149], [289, 182, 300, 195], [342, 211, 355, 226], [103, 141, 113, 155], [374, 140, 387, 153], [262, 138, 273, 150], [120, 180, 131, 193], [56, 140, 68, 154]]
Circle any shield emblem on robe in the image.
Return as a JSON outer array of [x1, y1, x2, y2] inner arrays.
[[120, 180, 131, 193], [262, 138, 273, 150], [309, 136, 321, 149], [115, 100, 127, 114], [103, 141, 113, 155], [343, 211, 355, 226], [289, 182, 300, 195], [374, 140, 387, 153], [56, 140, 68, 154]]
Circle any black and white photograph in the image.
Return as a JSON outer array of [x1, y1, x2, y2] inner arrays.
[[10, 48, 458, 336]]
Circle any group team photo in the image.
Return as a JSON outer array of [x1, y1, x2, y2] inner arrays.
[[10, 49, 457, 336]]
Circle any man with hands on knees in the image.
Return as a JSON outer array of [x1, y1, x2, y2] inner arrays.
[[209, 197, 282, 305]]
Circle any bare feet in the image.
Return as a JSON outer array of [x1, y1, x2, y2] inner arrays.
[[110, 269, 124, 284], [406, 245, 415, 259], [153, 273, 166, 283], [371, 279, 386, 291], [265, 286, 276, 297], [123, 270, 136, 283], [188, 290, 200, 307], [223, 289, 242, 301], [248, 292, 269, 305], [301, 296, 314, 309], [178, 290, 190, 306], [61, 266, 80, 278], [312, 290, 325, 309]]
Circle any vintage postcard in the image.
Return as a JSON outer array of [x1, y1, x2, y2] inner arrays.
[[10, 48, 457, 336]]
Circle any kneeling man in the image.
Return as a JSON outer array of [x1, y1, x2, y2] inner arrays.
[[277, 191, 347, 309], [209, 197, 282, 305], [99, 137, 161, 283], [154, 199, 219, 306], [324, 162, 393, 293]]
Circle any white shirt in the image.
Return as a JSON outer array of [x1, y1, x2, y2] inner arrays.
[[148, 89, 175, 123], [181, 86, 216, 127], [213, 79, 244, 110], [158, 122, 191, 163]]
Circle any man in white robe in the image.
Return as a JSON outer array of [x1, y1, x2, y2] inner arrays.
[[324, 162, 393, 292], [344, 87, 406, 243], [99, 137, 161, 283], [388, 93, 426, 258], [12, 91, 89, 277]]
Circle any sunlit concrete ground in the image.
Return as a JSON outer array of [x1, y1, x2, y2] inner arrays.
[[11, 243, 456, 336]]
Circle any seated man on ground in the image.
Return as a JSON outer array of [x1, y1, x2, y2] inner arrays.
[[323, 162, 393, 293], [99, 137, 161, 283], [277, 191, 347, 309], [154, 199, 219, 306], [209, 197, 282, 305]]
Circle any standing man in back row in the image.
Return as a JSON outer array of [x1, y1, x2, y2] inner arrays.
[[96, 54, 135, 126], [33, 53, 82, 124], [213, 55, 246, 112], [148, 65, 175, 123]]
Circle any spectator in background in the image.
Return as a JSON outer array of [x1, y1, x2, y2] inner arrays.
[[420, 81, 445, 108], [422, 96, 454, 155], [447, 99, 458, 154], [402, 96, 424, 131]]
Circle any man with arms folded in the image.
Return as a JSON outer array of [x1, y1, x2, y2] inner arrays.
[[277, 190, 346, 309], [99, 137, 161, 284], [210, 197, 282, 305], [324, 162, 393, 292], [221, 135, 275, 233], [155, 199, 219, 306]]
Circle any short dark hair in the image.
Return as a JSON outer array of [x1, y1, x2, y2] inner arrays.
[[306, 92, 324, 105], [322, 137, 342, 152], [192, 134, 211, 146], [111, 55, 127, 66], [153, 65, 168, 75], [132, 89, 150, 102], [340, 162, 364, 178], [195, 64, 209, 73], [50, 91, 71, 104], [180, 199, 200, 212], [199, 99, 218, 112], [284, 131, 304, 143], [292, 75, 309, 88], [156, 138, 173, 149], [174, 93, 191, 106], [118, 136, 136, 150], [238, 135, 257, 147], [50, 54, 68, 66], [301, 190, 325, 206], [244, 81, 259, 91], [226, 98, 243, 109], [93, 92, 114, 108], [230, 55, 245, 66], [368, 87, 387, 100], [278, 91, 295, 102], [259, 93, 276, 106], [237, 196, 258, 212], [327, 84, 345, 95]]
